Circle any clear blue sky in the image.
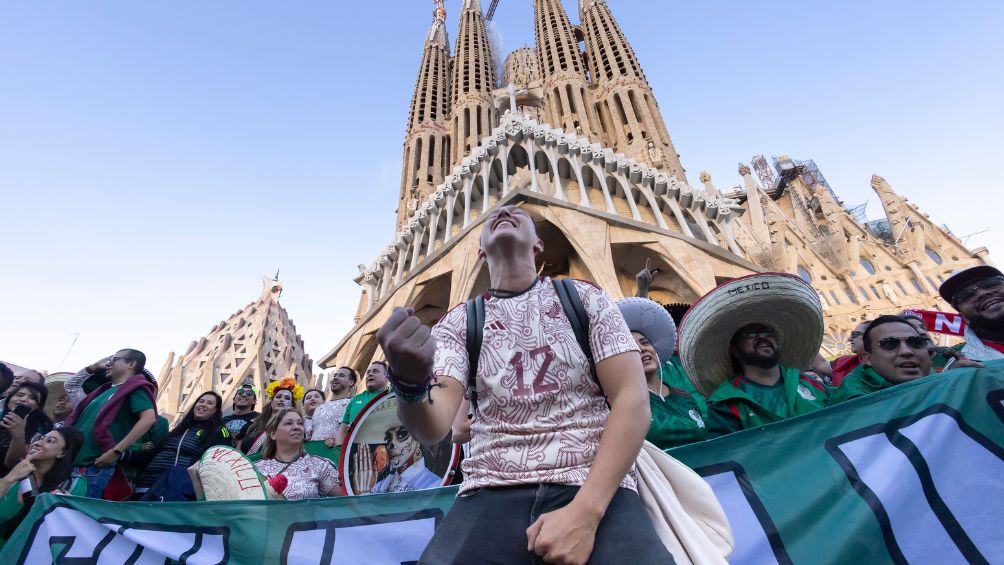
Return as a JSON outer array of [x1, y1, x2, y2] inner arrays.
[[3, 1, 1001, 376]]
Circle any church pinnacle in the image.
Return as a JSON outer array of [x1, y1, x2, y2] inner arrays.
[[396, 0, 454, 228]]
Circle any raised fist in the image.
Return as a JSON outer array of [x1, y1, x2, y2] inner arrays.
[[376, 307, 436, 385]]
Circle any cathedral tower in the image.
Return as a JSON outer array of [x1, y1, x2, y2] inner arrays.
[[579, 0, 686, 179], [397, 1, 453, 229], [450, 0, 497, 167], [534, 0, 600, 141], [156, 277, 314, 425]]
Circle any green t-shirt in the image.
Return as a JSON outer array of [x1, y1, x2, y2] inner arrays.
[[340, 389, 386, 427], [74, 385, 155, 466], [334, 388, 386, 465], [707, 366, 831, 437], [647, 357, 709, 450]]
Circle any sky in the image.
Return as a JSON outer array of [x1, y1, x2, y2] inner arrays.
[[2, 0, 1001, 377]]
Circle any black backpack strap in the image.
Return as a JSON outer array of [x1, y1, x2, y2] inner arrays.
[[553, 279, 605, 397], [553, 279, 593, 364], [465, 295, 485, 413]]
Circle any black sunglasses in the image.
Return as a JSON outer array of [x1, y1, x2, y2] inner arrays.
[[873, 336, 931, 352], [953, 276, 1004, 305]]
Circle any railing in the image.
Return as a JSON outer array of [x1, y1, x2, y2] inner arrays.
[[356, 111, 747, 312]]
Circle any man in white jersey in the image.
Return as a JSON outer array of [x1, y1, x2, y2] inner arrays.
[[378, 204, 670, 564]]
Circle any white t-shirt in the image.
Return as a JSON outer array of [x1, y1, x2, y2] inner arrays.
[[433, 277, 639, 494], [311, 398, 351, 441]]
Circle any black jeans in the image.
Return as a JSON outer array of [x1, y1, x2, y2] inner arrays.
[[419, 483, 675, 564]]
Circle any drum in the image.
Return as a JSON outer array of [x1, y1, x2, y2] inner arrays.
[[339, 390, 460, 496]]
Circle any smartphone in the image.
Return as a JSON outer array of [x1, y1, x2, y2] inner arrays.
[[12, 404, 33, 418]]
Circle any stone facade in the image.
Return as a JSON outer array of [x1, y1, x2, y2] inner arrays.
[[156, 278, 315, 424], [321, 2, 991, 370]]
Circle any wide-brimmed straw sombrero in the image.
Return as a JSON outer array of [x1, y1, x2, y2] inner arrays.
[[678, 273, 823, 396], [617, 298, 677, 364]]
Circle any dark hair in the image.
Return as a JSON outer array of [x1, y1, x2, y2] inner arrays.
[[261, 407, 304, 460], [337, 366, 359, 384], [170, 391, 224, 448], [0, 364, 14, 394], [862, 315, 916, 352], [39, 426, 85, 493], [663, 303, 692, 328], [1, 383, 53, 460], [369, 360, 389, 371], [118, 349, 146, 373], [305, 388, 325, 400], [0, 426, 84, 539]]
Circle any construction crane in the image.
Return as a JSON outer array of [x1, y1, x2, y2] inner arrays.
[[486, 0, 500, 20]]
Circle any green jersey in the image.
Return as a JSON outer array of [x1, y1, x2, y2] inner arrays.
[[340, 388, 386, 427], [647, 357, 709, 450], [334, 388, 387, 465], [74, 385, 155, 466], [828, 364, 935, 405], [706, 365, 830, 437]]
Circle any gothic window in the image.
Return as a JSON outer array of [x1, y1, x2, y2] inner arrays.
[[797, 266, 812, 283], [925, 247, 943, 265], [829, 290, 841, 305], [859, 258, 876, 275]]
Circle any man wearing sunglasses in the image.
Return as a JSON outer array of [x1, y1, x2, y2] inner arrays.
[[222, 384, 259, 439], [939, 266, 1004, 363], [828, 315, 934, 404]]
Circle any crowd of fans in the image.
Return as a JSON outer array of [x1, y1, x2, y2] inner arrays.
[[0, 252, 1000, 547]]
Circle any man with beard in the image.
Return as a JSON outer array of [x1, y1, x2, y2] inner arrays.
[[335, 362, 389, 459], [939, 266, 1004, 363], [371, 425, 440, 493], [677, 273, 831, 438], [313, 367, 358, 448]]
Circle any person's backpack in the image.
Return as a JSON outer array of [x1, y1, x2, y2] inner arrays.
[[465, 278, 601, 413]]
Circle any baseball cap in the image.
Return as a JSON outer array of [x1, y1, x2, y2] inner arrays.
[[938, 265, 1004, 304]]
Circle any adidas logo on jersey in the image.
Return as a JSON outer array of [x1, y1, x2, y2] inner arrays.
[[486, 320, 507, 331]]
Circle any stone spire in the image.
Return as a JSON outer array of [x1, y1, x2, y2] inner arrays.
[[871, 174, 923, 260], [156, 277, 314, 426], [450, 0, 497, 167], [580, 0, 686, 179], [396, 2, 454, 230], [739, 162, 769, 244], [534, 0, 600, 141]]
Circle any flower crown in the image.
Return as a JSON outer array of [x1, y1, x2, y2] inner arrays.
[[265, 378, 305, 402]]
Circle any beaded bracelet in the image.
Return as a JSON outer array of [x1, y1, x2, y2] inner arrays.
[[388, 368, 432, 404]]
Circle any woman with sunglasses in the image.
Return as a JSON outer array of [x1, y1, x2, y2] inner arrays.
[[0, 383, 53, 475], [254, 408, 339, 500], [828, 315, 935, 404], [132, 392, 229, 500], [0, 426, 85, 548]]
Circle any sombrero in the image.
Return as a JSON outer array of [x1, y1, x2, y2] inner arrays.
[[196, 445, 274, 501], [678, 273, 823, 396], [617, 298, 677, 364], [349, 393, 403, 445], [44, 372, 72, 418]]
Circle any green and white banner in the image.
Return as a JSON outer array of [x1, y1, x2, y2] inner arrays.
[[4, 362, 1003, 564], [668, 361, 1004, 564]]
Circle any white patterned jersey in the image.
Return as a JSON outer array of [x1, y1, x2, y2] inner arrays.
[[432, 277, 639, 494]]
